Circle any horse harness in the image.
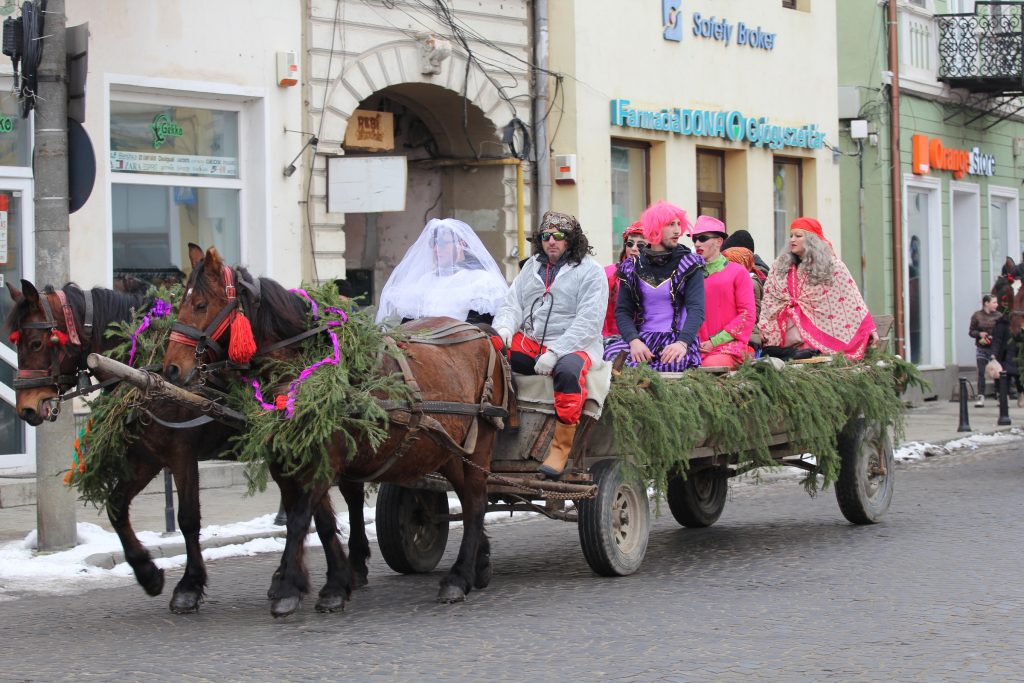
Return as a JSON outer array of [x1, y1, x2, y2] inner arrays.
[[344, 320, 512, 483], [14, 285, 97, 398], [169, 265, 260, 370]]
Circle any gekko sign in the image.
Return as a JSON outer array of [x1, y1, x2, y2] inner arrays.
[[911, 134, 995, 179], [611, 99, 825, 151], [663, 0, 777, 50]]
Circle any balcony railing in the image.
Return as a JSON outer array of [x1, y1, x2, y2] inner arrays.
[[936, 1, 1024, 94]]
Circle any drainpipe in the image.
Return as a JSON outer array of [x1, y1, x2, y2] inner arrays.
[[532, 0, 551, 227], [887, 0, 906, 357]]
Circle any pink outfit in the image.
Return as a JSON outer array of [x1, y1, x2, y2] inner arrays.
[[698, 260, 756, 363], [603, 263, 620, 337]]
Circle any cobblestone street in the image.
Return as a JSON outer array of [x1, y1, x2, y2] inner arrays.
[[2, 445, 1023, 682]]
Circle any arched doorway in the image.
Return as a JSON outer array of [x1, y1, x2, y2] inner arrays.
[[339, 83, 516, 304]]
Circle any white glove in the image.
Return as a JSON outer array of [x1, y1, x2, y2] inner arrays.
[[534, 351, 558, 376], [496, 328, 514, 348]]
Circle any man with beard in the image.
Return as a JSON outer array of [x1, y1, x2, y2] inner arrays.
[[603, 200, 706, 371]]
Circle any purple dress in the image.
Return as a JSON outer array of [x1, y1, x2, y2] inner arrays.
[[603, 253, 704, 371]]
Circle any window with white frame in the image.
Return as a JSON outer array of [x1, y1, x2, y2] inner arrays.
[[989, 186, 1021, 279], [904, 177, 943, 367], [109, 99, 242, 283]]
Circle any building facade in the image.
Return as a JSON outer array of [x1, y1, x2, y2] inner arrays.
[[546, 0, 840, 266], [836, 0, 1024, 397], [0, 1, 306, 468]]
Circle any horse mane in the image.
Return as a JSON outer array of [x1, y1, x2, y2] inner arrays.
[[4, 283, 145, 340], [188, 260, 308, 345]]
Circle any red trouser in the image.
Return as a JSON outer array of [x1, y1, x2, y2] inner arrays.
[[505, 332, 591, 425]]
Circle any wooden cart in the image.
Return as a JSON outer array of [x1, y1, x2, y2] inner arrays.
[[373, 364, 896, 578]]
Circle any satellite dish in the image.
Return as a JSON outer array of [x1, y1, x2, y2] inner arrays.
[[68, 118, 95, 214]]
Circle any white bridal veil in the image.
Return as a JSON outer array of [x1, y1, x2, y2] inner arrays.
[[376, 218, 509, 323]]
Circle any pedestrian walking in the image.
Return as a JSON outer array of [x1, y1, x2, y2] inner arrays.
[[968, 294, 1000, 407]]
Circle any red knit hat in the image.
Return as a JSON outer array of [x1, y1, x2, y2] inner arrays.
[[622, 221, 644, 240]]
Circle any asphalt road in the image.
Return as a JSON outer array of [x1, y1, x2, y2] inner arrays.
[[2, 445, 1023, 682]]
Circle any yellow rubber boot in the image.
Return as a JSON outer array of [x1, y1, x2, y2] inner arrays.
[[538, 421, 577, 480]]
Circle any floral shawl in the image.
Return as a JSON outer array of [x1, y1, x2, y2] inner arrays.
[[759, 257, 876, 360]]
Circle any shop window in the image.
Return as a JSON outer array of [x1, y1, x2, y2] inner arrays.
[[696, 150, 725, 220], [906, 186, 941, 366], [610, 140, 650, 241], [0, 191, 26, 458], [782, 0, 796, 8], [773, 158, 803, 257], [110, 100, 243, 283], [0, 95, 30, 168], [989, 191, 1020, 280]]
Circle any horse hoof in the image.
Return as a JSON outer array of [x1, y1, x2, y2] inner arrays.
[[352, 571, 369, 589], [315, 594, 346, 613], [141, 567, 165, 597], [436, 584, 466, 604], [169, 590, 202, 614], [473, 565, 492, 590], [271, 595, 301, 618]]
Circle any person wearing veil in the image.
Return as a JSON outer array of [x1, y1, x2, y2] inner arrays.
[[375, 218, 509, 326]]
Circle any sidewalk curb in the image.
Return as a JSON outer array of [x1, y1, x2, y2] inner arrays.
[[83, 527, 288, 569]]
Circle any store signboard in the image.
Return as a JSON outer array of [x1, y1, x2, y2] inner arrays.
[[911, 134, 995, 179], [662, 0, 777, 50], [109, 151, 238, 177], [611, 99, 824, 150], [344, 109, 395, 151]]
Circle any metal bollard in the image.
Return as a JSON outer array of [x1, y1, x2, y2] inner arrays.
[[998, 371, 1012, 426], [957, 377, 972, 432], [163, 467, 176, 533]]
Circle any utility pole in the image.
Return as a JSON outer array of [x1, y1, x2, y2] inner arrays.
[[33, 0, 76, 551]]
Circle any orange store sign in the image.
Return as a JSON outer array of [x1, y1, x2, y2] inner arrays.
[[912, 134, 995, 179]]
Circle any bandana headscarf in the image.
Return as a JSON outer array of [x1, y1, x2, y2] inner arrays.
[[538, 210, 581, 236], [790, 217, 832, 250], [723, 246, 755, 273]]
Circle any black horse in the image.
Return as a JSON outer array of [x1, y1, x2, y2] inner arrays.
[[163, 245, 509, 617], [3, 279, 372, 612]]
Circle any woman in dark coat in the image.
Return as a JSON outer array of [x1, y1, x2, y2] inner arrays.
[[990, 313, 1022, 405]]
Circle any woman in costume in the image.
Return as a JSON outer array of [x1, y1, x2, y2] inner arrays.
[[375, 218, 509, 325], [603, 200, 705, 371], [758, 217, 878, 361], [603, 222, 647, 338], [691, 216, 755, 369], [723, 245, 763, 351]]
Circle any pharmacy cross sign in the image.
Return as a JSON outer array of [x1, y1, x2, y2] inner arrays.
[[151, 113, 184, 149]]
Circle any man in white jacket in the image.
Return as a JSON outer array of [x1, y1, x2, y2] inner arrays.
[[493, 211, 608, 479]]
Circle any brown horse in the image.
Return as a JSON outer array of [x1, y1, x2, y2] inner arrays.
[[163, 245, 509, 617], [2, 280, 374, 613], [993, 256, 1024, 339]]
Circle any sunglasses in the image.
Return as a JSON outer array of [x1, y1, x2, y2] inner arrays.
[[625, 239, 647, 248], [539, 231, 566, 242], [693, 235, 717, 244]]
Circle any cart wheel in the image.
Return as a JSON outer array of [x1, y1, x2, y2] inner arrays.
[[666, 466, 728, 528], [578, 459, 650, 577], [375, 484, 450, 574], [835, 418, 894, 524]]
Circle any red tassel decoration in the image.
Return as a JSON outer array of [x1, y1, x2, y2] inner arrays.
[[228, 313, 257, 363], [50, 330, 70, 346], [8, 331, 20, 345]]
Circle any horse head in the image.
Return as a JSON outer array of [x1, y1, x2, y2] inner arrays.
[[993, 256, 1024, 340], [4, 279, 84, 425], [163, 244, 284, 386]]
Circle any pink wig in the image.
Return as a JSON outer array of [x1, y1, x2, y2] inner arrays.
[[639, 200, 692, 245]]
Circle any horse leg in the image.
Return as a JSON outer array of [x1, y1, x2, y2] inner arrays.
[[312, 493, 352, 613], [338, 480, 369, 588], [267, 473, 323, 618], [107, 456, 165, 596], [168, 454, 206, 614], [435, 440, 491, 603]]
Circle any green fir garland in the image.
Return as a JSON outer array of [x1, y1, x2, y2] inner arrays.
[[225, 283, 411, 494], [605, 352, 926, 496], [70, 284, 183, 509]]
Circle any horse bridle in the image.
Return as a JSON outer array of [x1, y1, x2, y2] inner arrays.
[[14, 286, 95, 396], [169, 265, 261, 373]]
